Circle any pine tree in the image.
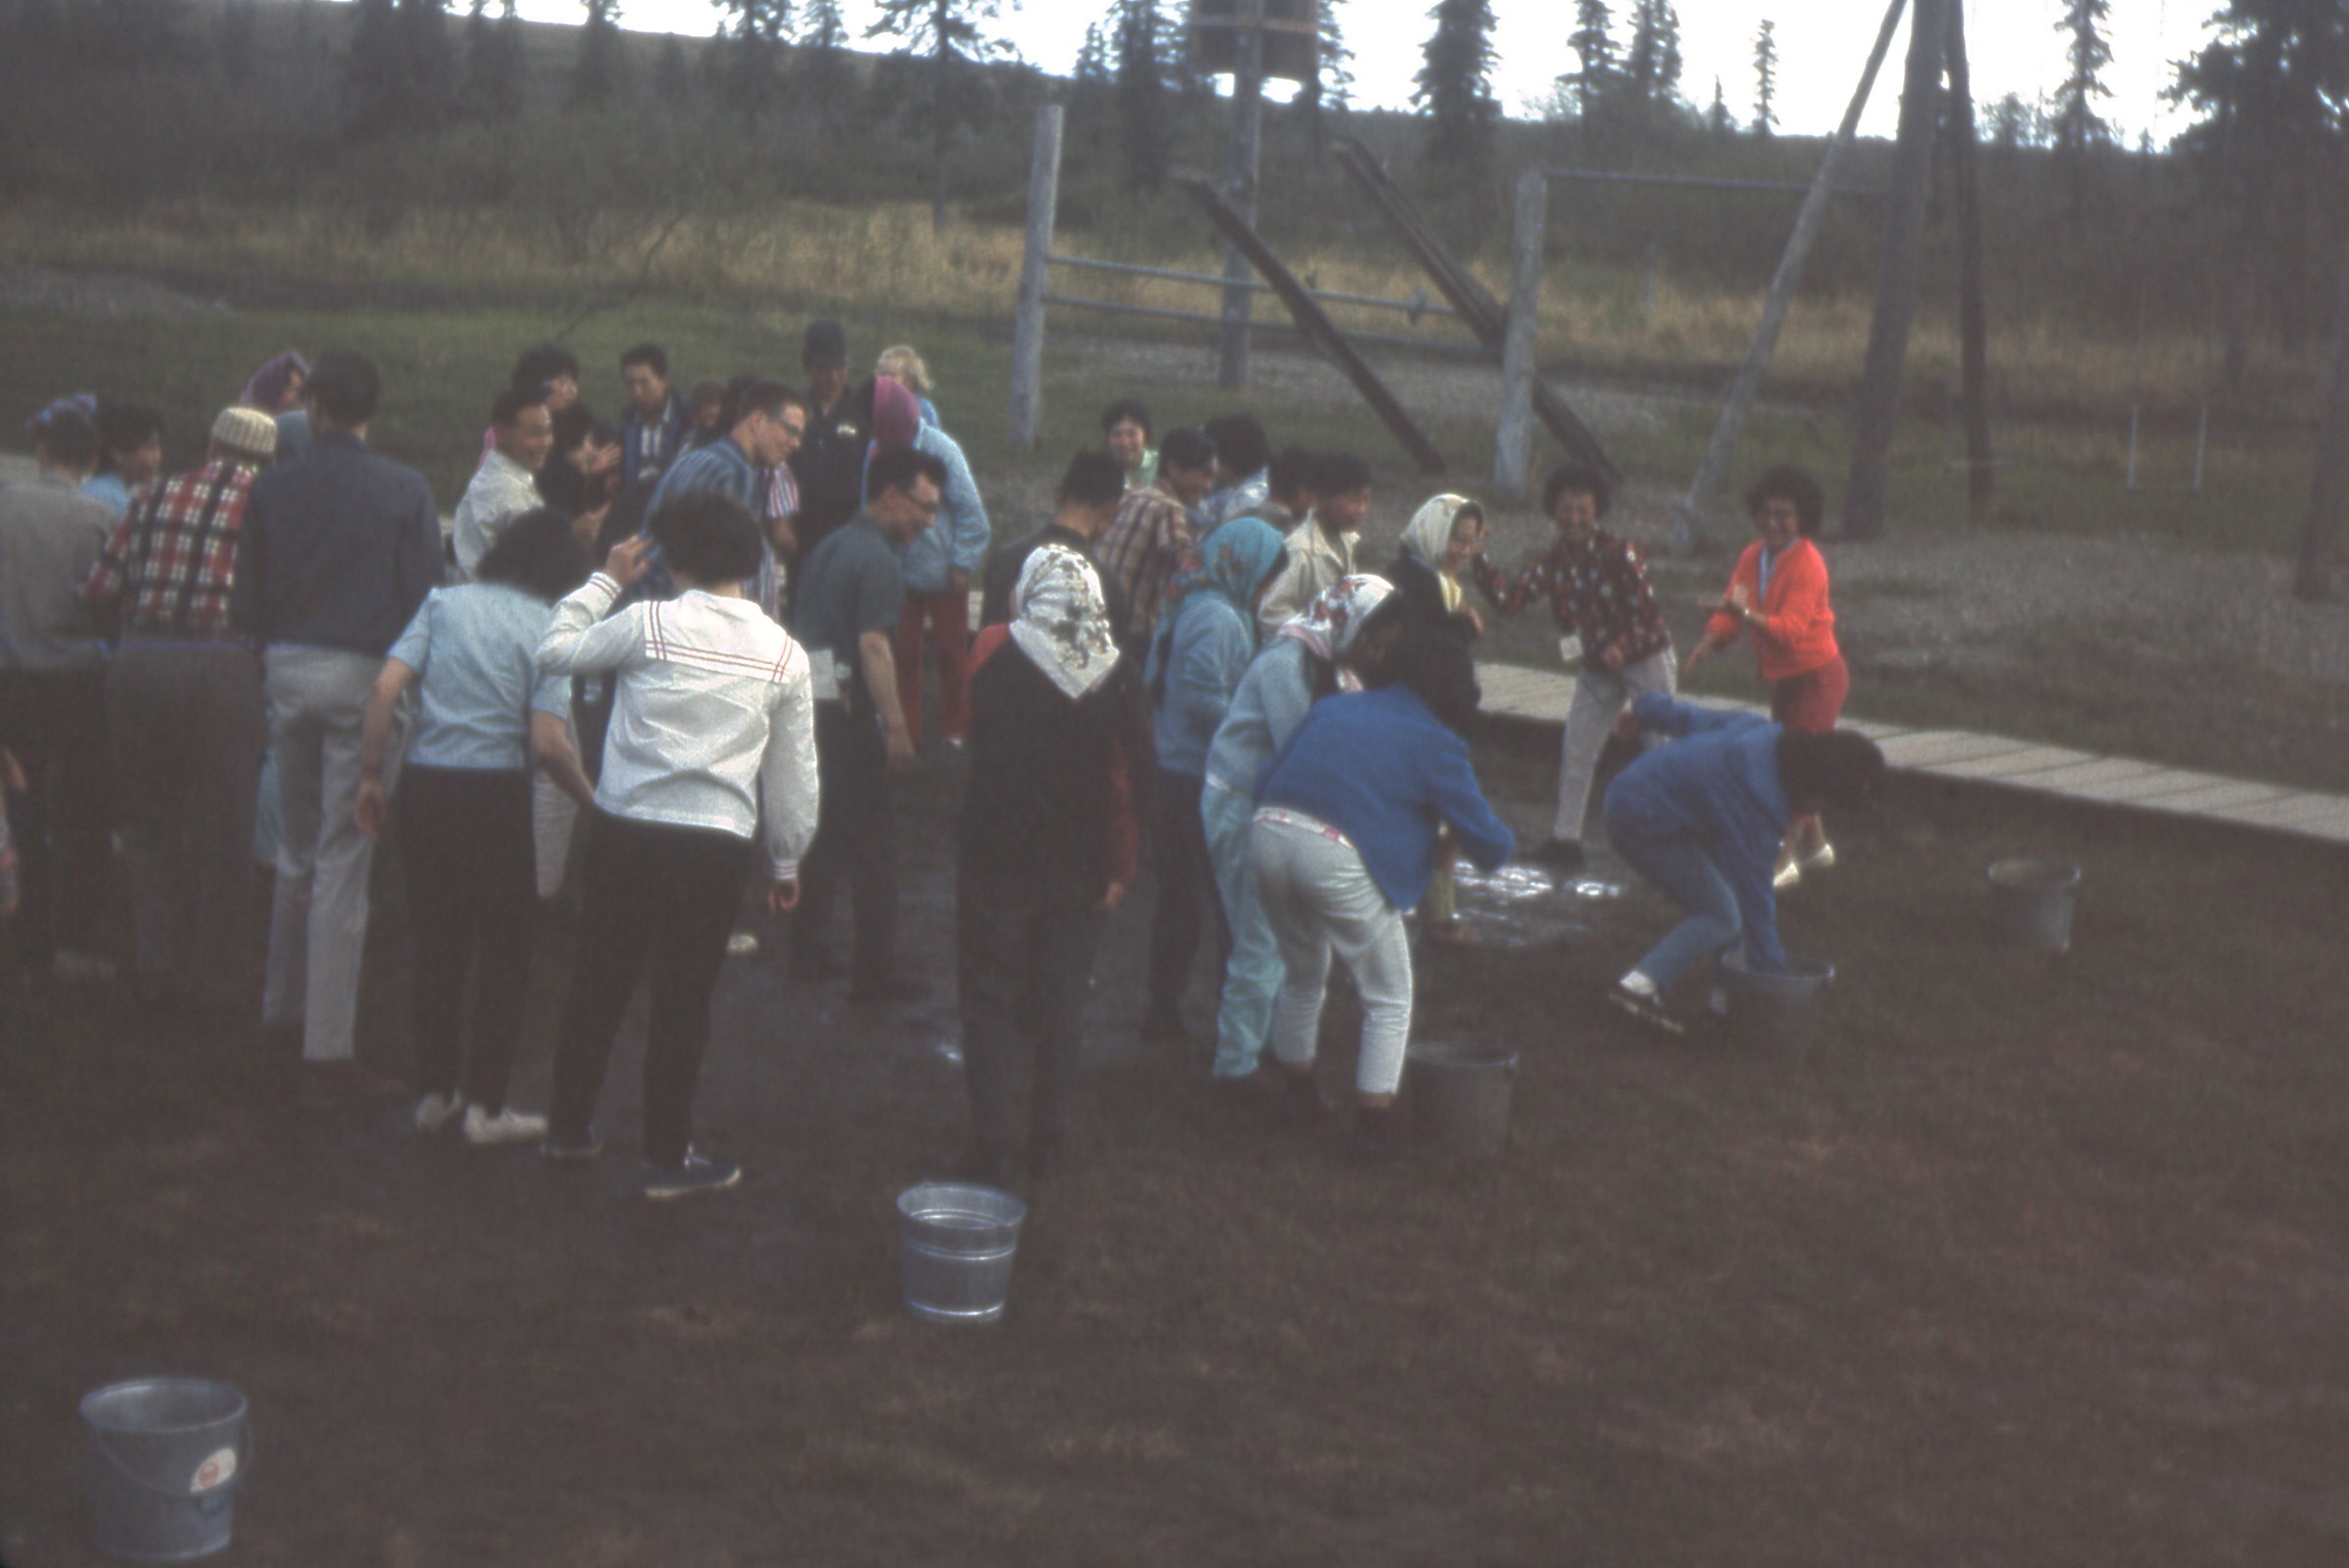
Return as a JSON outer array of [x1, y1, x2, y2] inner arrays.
[[1751, 18, 1777, 139], [1301, 0, 1357, 161], [1623, 0, 1684, 114], [867, 0, 1018, 232], [652, 34, 690, 105], [1563, 0, 1616, 120], [1075, 21, 1110, 90], [1706, 75, 1732, 137], [714, 1, 790, 126], [573, 0, 625, 107], [1414, 0, 1498, 167], [1113, 0, 1168, 190], [794, 0, 855, 134], [2051, 0, 2113, 152]]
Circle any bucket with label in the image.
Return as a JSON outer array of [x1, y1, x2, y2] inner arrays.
[[81, 1377, 248, 1561]]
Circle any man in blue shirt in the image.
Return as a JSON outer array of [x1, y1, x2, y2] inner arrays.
[[644, 379, 805, 616]]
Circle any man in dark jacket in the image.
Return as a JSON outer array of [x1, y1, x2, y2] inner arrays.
[[784, 318, 872, 578], [978, 450, 1130, 633], [618, 343, 691, 485]]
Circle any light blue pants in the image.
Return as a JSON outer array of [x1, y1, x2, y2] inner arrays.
[[1606, 823, 1743, 996], [1202, 782, 1282, 1079]]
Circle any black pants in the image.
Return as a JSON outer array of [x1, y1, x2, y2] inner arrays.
[[398, 765, 536, 1110], [1146, 767, 1224, 1021], [0, 668, 112, 976], [958, 871, 1104, 1156], [548, 811, 751, 1167], [796, 702, 897, 991]]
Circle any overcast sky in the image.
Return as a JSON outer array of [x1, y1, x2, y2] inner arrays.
[[508, 0, 2205, 143]]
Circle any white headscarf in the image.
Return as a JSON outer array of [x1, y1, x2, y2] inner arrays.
[[1275, 574, 1396, 691], [1009, 544, 1121, 700], [1401, 494, 1481, 615]]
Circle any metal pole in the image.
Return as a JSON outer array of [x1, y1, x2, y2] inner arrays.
[[1006, 103, 1063, 448], [1217, 0, 1264, 390], [1672, 0, 1908, 551], [1494, 168, 1547, 502]]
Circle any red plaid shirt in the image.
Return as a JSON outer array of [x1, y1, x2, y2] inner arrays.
[[84, 459, 258, 638], [1474, 528, 1673, 666]]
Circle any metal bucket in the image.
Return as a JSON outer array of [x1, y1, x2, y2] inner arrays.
[[81, 1378, 248, 1562], [1718, 951, 1836, 1060], [898, 1182, 1026, 1324], [1404, 1041, 1519, 1159], [1989, 859, 2081, 953]]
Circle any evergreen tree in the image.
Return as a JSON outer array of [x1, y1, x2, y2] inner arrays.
[[461, 0, 524, 122], [714, 0, 790, 126], [867, 0, 1018, 232], [2051, 0, 2113, 152], [1706, 74, 1733, 137], [1301, 0, 1357, 161], [1563, 0, 1617, 120], [1414, 0, 1498, 167], [574, 0, 625, 107], [1074, 21, 1110, 91], [652, 33, 691, 105], [1113, 0, 1168, 190], [794, 0, 856, 133], [1751, 18, 1776, 138], [1623, 0, 1683, 115]]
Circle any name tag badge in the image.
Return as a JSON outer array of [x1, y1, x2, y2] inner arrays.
[[810, 657, 841, 702]]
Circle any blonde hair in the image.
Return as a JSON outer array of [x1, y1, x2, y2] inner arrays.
[[875, 345, 933, 397]]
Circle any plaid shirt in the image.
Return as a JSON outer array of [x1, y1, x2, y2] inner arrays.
[[1095, 481, 1197, 646], [1474, 528, 1672, 666], [84, 458, 259, 639]]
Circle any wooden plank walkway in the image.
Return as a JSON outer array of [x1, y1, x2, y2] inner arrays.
[[1477, 661, 2349, 848]]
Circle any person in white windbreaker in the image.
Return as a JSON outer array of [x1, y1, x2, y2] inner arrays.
[[533, 490, 819, 1201]]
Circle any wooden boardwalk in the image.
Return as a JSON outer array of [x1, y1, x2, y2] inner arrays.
[[1476, 661, 2349, 848]]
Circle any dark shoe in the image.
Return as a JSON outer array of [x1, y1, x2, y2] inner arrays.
[[848, 977, 926, 1007], [541, 1124, 605, 1161], [1026, 1136, 1063, 1181], [1345, 1105, 1435, 1164], [643, 1149, 743, 1201], [1606, 981, 1686, 1037], [1532, 838, 1586, 870], [958, 1144, 1020, 1188], [1271, 1067, 1332, 1129]]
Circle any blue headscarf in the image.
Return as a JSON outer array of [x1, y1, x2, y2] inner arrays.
[[1164, 515, 1287, 629]]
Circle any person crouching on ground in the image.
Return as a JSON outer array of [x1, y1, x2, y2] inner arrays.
[[1601, 694, 1883, 1036], [1250, 628, 1514, 1161], [355, 510, 597, 1146], [1680, 464, 1848, 889], [954, 545, 1145, 1186], [1201, 575, 1403, 1088], [534, 492, 818, 1200]]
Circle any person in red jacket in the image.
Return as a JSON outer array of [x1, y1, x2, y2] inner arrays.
[[1681, 465, 1847, 888]]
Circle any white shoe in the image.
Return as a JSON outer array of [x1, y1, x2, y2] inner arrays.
[[415, 1091, 464, 1133], [464, 1104, 550, 1147], [1772, 860, 1803, 891], [1800, 842, 1837, 873]]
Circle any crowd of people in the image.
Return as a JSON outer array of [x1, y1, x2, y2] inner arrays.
[[0, 319, 1883, 1197]]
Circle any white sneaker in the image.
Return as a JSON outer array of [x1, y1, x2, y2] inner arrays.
[[1772, 860, 1803, 891], [463, 1104, 550, 1147], [1800, 842, 1837, 873], [415, 1091, 464, 1133]]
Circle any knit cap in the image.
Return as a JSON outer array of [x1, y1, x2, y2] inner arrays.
[[211, 405, 279, 462]]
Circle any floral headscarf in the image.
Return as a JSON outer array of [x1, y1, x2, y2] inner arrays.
[[1276, 574, 1396, 684], [1010, 544, 1121, 700], [1401, 494, 1482, 614]]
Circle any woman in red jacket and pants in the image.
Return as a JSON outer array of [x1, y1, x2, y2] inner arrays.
[[1682, 465, 1847, 888]]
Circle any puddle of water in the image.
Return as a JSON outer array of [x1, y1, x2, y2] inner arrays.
[[1569, 879, 1626, 901], [1454, 864, 1557, 901]]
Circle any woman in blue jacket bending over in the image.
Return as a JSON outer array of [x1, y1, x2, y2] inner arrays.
[[1251, 628, 1514, 1160], [1601, 695, 1883, 1036]]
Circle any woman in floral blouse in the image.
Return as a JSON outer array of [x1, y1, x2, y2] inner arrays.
[[1475, 464, 1676, 868]]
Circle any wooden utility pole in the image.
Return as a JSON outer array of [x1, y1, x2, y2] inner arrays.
[[1493, 168, 1547, 501], [1843, 0, 1948, 539], [1671, 0, 1907, 551], [1006, 104, 1063, 448], [2292, 237, 2349, 601], [1944, 0, 1994, 526], [1217, 0, 1266, 390]]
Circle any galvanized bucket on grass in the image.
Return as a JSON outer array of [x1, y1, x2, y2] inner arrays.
[[1718, 952, 1836, 1061], [898, 1182, 1026, 1324], [1404, 1041, 1519, 1159], [81, 1377, 248, 1562], [1988, 859, 2081, 953]]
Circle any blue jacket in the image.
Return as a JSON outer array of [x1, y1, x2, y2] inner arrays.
[[621, 390, 692, 485], [231, 429, 442, 656], [885, 424, 989, 593], [1203, 636, 1316, 795], [1147, 593, 1255, 777], [1602, 695, 1791, 972], [1258, 685, 1514, 910]]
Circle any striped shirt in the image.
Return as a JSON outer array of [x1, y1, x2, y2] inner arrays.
[[84, 458, 258, 639]]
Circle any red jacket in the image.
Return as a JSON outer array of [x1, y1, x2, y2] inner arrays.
[[1706, 536, 1839, 682]]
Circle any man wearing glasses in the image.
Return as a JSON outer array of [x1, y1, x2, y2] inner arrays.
[[643, 379, 808, 616], [787, 445, 946, 1004]]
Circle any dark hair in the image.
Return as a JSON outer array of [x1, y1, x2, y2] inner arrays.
[[620, 342, 669, 378], [650, 490, 764, 585], [1100, 397, 1152, 437], [1746, 464, 1826, 535], [1317, 451, 1372, 498], [689, 378, 727, 413], [490, 386, 546, 428], [475, 507, 590, 603], [33, 408, 99, 471], [1777, 729, 1885, 815], [727, 377, 799, 428], [1542, 463, 1612, 518], [534, 458, 595, 517], [1268, 446, 1322, 503], [510, 343, 581, 397], [1202, 413, 1269, 476], [94, 399, 164, 461], [308, 349, 381, 426], [1159, 426, 1216, 475], [549, 403, 610, 458], [1374, 625, 1482, 735], [1058, 449, 1127, 509], [867, 444, 948, 500]]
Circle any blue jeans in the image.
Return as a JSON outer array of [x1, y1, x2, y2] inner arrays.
[[1202, 782, 1281, 1079], [1606, 824, 1742, 996]]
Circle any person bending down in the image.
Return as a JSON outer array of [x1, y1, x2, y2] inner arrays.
[[533, 492, 819, 1201], [1600, 695, 1883, 1036], [1249, 628, 1514, 1161]]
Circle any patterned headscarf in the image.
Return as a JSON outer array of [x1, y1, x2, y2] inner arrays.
[[1401, 494, 1481, 614], [1010, 544, 1121, 701], [241, 352, 308, 413], [1276, 574, 1396, 673]]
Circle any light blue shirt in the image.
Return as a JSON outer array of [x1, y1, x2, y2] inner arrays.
[[83, 472, 133, 520], [387, 584, 571, 771]]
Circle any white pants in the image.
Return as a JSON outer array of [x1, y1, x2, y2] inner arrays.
[[1553, 646, 1677, 843], [531, 713, 581, 900], [1249, 809, 1414, 1097]]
